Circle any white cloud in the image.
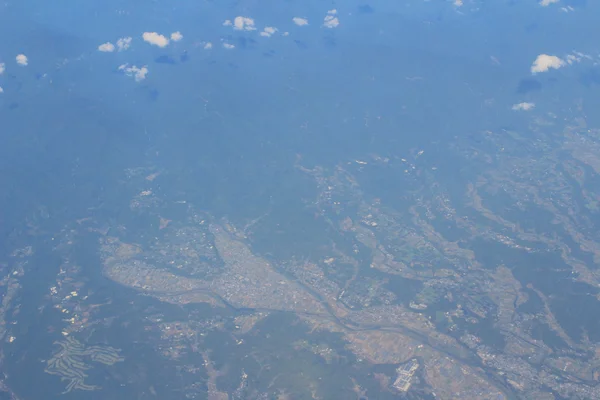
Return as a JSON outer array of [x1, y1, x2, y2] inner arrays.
[[323, 17, 339, 28], [323, 9, 339, 28], [233, 16, 256, 31], [98, 42, 115, 52], [0, 86, 3, 93], [16, 54, 28, 66], [293, 17, 309, 26], [142, 32, 169, 48], [454, 0, 463, 6], [171, 31, 183, 42], [540, 0, 559, 5], [223, 43, 235, 49], [117, 37, 132, 51], [99, 38, 131, 52], [223, 20, 232, 27], [566, 51, 592, 65], [204, 42, 213, 50], [260, 26, 278, 37], [531, 54, 565, 73], [512, 102, 535, 111], [118, 64, 148, 82], [0, 63, 5, 74], [566, 54, 578, 64]]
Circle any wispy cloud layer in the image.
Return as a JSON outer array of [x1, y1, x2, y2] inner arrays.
[[512, 102, 535, 111]]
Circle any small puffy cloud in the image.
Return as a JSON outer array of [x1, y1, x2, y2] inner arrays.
[[0, 63, 5, 74], [171, 31, 183, 42], [223, 43, 235, 49], [118, 64, 148, 82], [117, 37, 132, 51], [142, 32, 169, 47], [293, 17, 309, 26], [223, 19, 232, 27], [454, 0, 463, 6], [323, 9, 340, 28], [323, 15, 340, 28], [531, 54, 565, 73], [233, 16, 256, 31], [98, 42, 115, 52], [0, 86, 3, 93], [512, 102, 535, 111], [203, 42, 213, 50], [540, 0, 559, 5], [260, 26, 278, 37], [16, 54, 28, 66]]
